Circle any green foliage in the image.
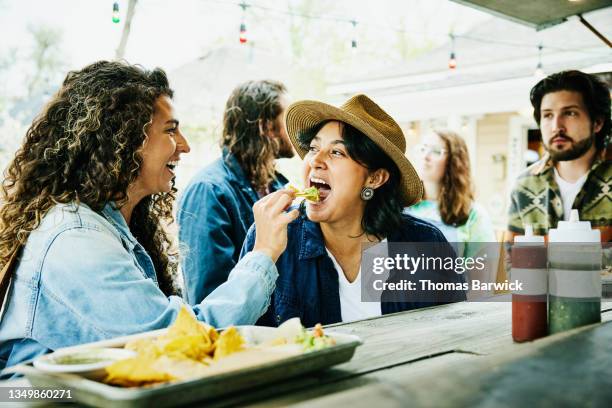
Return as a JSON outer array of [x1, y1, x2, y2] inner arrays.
[[26, 25, 65, 97], [0, 48, 17, 111], [0, 24, 65, 171]]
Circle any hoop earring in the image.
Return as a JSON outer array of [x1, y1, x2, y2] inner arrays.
[[361, 187, 374, 201]]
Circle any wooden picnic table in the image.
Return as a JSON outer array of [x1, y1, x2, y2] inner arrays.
[[3, 297, 611, 407]]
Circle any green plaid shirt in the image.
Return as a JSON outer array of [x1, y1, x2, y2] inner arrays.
[[507, 150, 611, 242]]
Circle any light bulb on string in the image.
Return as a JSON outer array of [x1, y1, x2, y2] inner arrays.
[[534, 63, 544, 78], [448, 34, 457, 70], [448, 52, 457, 69], [112, 2, 120, 24], [239, 22, 247, 43], [534, 44, 545, 79], [239, 2, 248, 44], [350, 20, 358, 51]]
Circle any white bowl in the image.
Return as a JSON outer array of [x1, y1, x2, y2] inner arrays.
[[33, 347, 136, 380]]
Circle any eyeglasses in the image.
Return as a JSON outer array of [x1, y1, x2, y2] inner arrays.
[[416, 144, 447, 158]]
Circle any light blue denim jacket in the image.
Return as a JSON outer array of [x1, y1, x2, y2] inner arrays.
[[0, 202, 277, 371]]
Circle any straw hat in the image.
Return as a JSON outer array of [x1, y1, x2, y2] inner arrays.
[[285, 94, 423, 206]]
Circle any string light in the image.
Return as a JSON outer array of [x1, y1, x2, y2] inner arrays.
[[534, 43, 545, 78], [351, 20, 357, 50], [239, 2, 248, 44], [448, 33, 457, 69], [112, 2, 120, 24], [194, 0, 607, 60], [239, 22, 247, 43], [197, 0, 608, 58]]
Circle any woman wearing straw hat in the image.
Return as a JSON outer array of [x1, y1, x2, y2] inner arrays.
[[240, 94, 466, 327]]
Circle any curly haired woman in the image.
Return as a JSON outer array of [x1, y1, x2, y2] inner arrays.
[[405, 129, 496, 258], [0, 61, 298, 370]]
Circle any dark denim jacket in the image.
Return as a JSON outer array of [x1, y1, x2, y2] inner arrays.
[[240, 210, 466, 328], [177, 149, 288, 304]]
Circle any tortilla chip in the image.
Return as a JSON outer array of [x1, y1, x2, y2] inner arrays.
[[287, 184, 320, 202], [104, 307, 248, 386], [124, 338, 161, 358], [296, 186, 319, 202], [105, 355, 173, 386], [158, 308, 218, 360], [162, 335, 212, 361], [213, 327, 245, 360]]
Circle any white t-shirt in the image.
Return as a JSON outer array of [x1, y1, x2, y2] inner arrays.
[[325, 242, 385, 323], [553, 168, 588, 221]]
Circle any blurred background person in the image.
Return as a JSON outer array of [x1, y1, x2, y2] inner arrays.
[[406, 130, 497, 298], [406, 129, 496, 258], [507, 70, 611, 242], [177, 80, 294, 305]]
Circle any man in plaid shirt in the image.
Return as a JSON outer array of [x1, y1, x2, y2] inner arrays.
[[507, 70, 611, 243]]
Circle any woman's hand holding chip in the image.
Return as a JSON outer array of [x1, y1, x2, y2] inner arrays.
[[253, 189, 299, 262]]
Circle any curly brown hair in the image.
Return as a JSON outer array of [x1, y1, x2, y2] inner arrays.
[[220, 80, 287, 192], [434, 129, 474, 226], [0, 60, 180, 296]]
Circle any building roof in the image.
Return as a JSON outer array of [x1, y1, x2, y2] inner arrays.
[[169, 46, 291, 125], [450, 0, 612, 30]]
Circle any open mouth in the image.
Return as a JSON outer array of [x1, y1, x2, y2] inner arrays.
[[166, 160, 178, 174], [309, 176, 331, 202]]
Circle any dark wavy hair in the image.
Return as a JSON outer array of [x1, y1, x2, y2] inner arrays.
[[0, 60, 180, 296], [530, 70, 611, 150], [298, 121, 403, 240], [433, 129, 473, 226], [220, 80, 287, 192]]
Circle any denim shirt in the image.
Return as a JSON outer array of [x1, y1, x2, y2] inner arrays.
[[240, 210, 466, 328], [0, 202, 278, 371], [177, 148, 288, 304]]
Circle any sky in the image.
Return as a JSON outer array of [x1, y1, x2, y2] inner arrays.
[[0, 0, 491, 78]]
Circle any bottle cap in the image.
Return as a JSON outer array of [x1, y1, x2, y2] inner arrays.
[[514, 224, 545, 244], [549, 209, 601, 243]]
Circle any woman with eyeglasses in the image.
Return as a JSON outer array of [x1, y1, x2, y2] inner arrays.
[[406, 130, 496, 259]]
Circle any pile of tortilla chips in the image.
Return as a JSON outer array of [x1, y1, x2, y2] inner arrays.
[[104, 307, 245, 387]]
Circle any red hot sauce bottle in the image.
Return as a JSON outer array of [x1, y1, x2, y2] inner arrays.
[[511, 225, 548, 342]]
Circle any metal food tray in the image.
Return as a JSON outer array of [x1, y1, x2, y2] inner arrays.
[[16, 326, 362, 408]]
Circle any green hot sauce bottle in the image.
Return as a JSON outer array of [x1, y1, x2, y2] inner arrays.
[[548, 209, 602, 334]]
